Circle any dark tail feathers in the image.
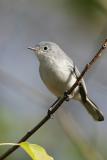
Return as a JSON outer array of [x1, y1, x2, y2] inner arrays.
[[82, 97, 104, 121]]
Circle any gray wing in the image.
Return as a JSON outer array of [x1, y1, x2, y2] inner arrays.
[[74, 66, 87, 93], [66, 56, 88, 101], [74, 66, 88, 102], [63, 52, 87, 100]]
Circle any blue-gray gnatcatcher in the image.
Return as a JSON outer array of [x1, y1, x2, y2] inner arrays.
[[28, 41, 104, 121]]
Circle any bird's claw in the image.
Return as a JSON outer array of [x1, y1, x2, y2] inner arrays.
[[64, 91, 70, 101]]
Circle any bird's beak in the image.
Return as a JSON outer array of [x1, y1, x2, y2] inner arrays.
[[27, 47, 37, 52], [28, 45, 40, 54]]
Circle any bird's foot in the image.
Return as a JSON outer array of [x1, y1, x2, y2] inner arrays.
[[64, 91, 71, 101]]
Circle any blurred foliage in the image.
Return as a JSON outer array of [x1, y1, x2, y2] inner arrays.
[[64, 0, 107, 22]]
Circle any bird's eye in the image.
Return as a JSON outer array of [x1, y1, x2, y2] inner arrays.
[[43, 46, 48, 51]]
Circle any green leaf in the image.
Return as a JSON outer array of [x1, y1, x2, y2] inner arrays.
[[0, 142, 54, 160], [20, 142, 54, 160]]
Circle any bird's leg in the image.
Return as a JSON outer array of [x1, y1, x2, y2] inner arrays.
[[64, 90, 71, 101]]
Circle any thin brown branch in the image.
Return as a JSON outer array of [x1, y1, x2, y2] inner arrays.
[[0, 39, 107, 160]]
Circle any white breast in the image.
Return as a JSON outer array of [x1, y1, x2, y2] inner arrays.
[[39, 59, 78, 97]]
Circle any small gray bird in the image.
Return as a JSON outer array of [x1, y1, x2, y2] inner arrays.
[[28, 41, 104, 121]]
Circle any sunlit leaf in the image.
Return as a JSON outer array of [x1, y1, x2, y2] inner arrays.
[[20, 142, 54, 160], [0, 142, 54, 160]]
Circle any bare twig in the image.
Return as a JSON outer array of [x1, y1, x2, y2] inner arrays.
[[0, 39, 107, 160]]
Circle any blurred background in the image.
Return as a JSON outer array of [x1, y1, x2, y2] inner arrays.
[[0, 0, 107, 159]]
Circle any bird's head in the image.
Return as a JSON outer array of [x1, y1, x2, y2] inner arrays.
[[28, 41, 64, 62]]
